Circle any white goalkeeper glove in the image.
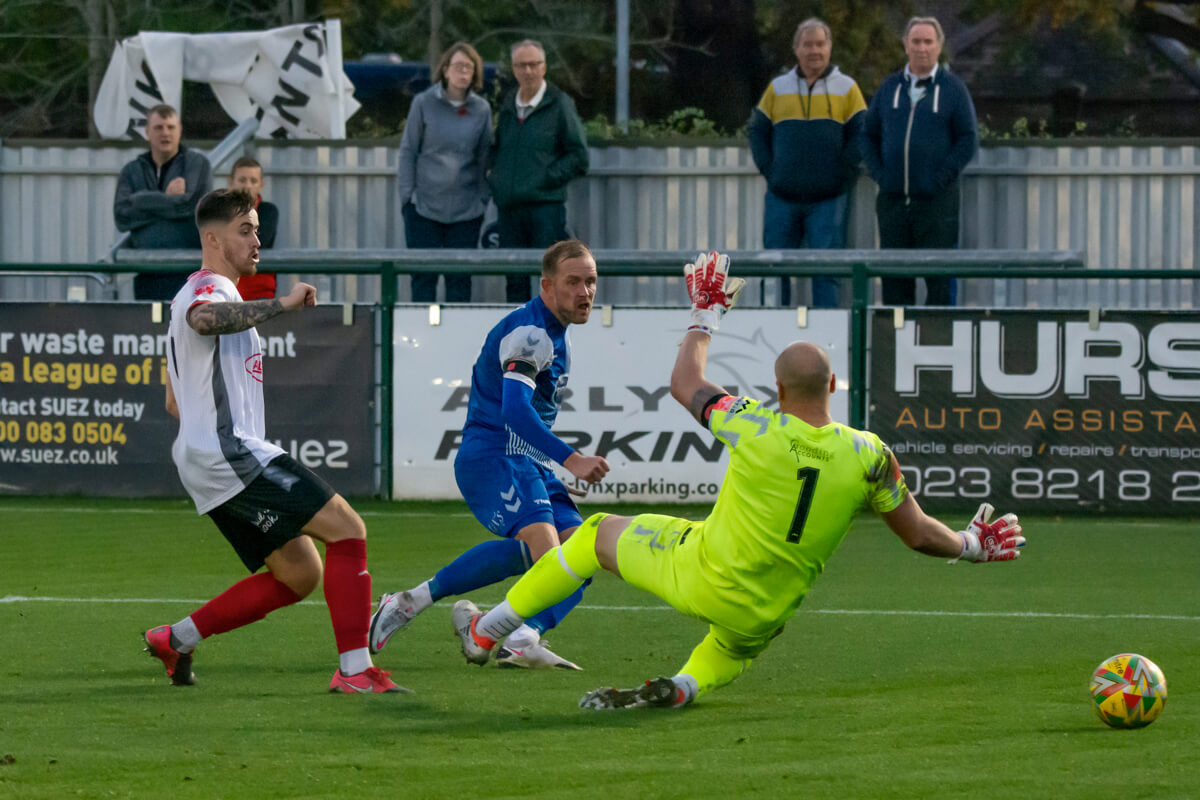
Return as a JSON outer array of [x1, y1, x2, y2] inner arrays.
[[951, 502, 1025, 563], [684, 251, 745, 335]]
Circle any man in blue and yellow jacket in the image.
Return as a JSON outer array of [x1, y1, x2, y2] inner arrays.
[[749, 18, 866, 308]]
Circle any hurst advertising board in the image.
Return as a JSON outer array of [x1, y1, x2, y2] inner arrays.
[[868, 309, 1200, 513], [393, 307, 850, 502], [0, 304, 374, 497]]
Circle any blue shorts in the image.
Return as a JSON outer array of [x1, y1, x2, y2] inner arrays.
[[454, 453, 581, 538]]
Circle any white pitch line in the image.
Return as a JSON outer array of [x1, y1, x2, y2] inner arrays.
[[806, 608, 1200, 621], [360, 511, 476, 518], [0, 507, 474, 518], [1, 595, 1197, 622], [0, 506, 1180, 528]]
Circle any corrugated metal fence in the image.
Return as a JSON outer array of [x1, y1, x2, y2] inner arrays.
[[1, 140, 1196, 306]]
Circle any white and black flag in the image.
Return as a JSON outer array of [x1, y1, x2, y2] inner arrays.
[[93, 22, 360, 140]]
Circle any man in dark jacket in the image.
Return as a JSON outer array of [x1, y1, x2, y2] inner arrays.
[[861, 17, 978, 306], [113, 104, 213, 300], [489, 40, 589, 303], [749, 18, 866, 308]]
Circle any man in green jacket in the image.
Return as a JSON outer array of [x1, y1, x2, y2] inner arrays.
[[490, 39, 590, 303]]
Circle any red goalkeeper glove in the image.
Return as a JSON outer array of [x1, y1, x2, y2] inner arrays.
[[952, 502, 1025, 563], [684, 251, 745, 335]]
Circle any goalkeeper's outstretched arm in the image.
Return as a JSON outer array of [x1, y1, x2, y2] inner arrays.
[[672, 250, 744, 427], [882, 496, 1026, 563], [670, 330, 729, 428], [880, 495, 965, 558]]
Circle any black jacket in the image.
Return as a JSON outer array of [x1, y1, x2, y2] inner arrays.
[[113, 146, 213, 248]]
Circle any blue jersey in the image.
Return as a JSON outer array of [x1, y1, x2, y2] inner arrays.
[[460, 296, 571, 462]]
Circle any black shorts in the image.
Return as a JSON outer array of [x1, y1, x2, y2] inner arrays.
[[207, 453, 336, 572]]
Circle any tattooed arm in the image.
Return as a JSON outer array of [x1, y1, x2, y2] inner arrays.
[[187, 282, 316, 335], [188, 298, 284, 335], [669, 329, 729, 428]]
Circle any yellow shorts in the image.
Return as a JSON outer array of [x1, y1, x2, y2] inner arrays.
[[614, 513, 779, 660]]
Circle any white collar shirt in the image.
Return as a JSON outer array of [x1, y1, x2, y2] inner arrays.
[[904, 63, 939, 105], [515, 81, 547, 120], [904, 62, 939, 85]]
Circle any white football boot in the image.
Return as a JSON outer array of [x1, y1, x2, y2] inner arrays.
[[495, 636, 582, 670], [451, 600, 493, 666], [368, 591, 424, 654]]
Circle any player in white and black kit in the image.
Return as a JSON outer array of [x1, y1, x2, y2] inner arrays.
[[143, 188, 407, 694]]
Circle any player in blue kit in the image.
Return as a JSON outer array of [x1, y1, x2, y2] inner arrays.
[[370, 239, 610, 668]]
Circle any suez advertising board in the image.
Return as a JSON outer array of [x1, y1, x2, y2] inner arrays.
[[868, 309, 1200, 513], [0, 303, 374, 497], [392, 307, 849, 502]]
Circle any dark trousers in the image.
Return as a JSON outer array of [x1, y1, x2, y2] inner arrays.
[[404, 204, 482, 303], [763, 190, 848, 308], [497, 202, 569, 303], [133, 273, 185, 301], [876, 187, 961, 306]]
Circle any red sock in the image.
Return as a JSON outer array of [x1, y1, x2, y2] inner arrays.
[[190, 572, 302, 639], [324, 537, 370, 654]]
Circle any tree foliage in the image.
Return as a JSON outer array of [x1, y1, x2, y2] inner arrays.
[[754, 1, 916, 104], [0, 0, 301, 137], [1, 0, 1195, 139], [962, 0, 1131, 31]]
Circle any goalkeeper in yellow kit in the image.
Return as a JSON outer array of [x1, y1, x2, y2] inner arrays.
[[451, 252, 1026, 709]]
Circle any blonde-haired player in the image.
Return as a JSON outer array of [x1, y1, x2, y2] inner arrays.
[[449, 252, 1025, 708]]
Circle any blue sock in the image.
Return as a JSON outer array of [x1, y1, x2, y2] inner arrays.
[[430, 539, 531, 601], [527, 577, 592, 635]]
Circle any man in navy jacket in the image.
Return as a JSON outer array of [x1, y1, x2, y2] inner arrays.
[[861, 17, 978, 306]]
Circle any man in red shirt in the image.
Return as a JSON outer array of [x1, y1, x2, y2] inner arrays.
[[229, 157, 280, 300]]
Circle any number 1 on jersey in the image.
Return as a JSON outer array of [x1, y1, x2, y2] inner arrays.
[[786, 467, 820, 543]]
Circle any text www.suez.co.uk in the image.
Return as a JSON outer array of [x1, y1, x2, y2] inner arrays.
[[0, 446, 120, 465]]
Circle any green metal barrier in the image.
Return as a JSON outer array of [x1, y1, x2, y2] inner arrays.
[[6, 247, 1143, 497]]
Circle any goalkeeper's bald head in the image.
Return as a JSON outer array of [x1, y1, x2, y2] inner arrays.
[[775, 342, 833, 400]]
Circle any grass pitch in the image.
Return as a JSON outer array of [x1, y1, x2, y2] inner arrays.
[[1, 498, 1198, 799]]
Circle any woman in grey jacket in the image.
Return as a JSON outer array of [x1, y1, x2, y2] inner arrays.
[[397, 42, 492, 303]]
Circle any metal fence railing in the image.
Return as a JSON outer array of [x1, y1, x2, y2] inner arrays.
[[21, 248, 1200, 496], [3, 140, 1196, 307]]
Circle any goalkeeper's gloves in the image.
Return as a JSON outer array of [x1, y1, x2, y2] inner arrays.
[[684, 251, 745, 335], [952, 502, 1025, 563]]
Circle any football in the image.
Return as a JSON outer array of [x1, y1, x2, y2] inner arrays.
[[1090, 653, 1168, 729]]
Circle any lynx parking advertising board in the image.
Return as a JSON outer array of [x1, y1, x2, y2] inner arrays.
[[0, 303, 374, 497], [868, 309, 1200, 514], [392, 307, 850, 502]]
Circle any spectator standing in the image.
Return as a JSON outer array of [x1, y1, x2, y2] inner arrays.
[[113, 104, 213, 300], [749, 18, 866, 308], [229, 156, 280, 301], [489, 39, 590, 304], [397, 41, 492, 303], [861, 16, 978, 306]]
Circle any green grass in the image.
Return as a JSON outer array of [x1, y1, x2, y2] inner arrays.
[[1, 498, 1198, 799]]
